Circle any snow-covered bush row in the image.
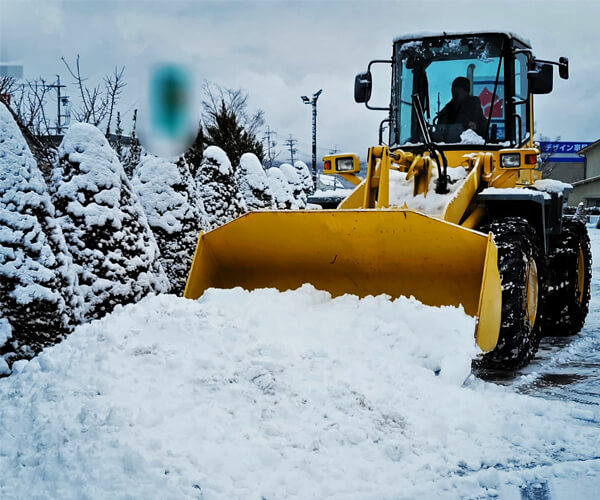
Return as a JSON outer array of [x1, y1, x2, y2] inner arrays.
[[131, 154, 209, 295], [235, 152, 274, 210], [0, 104, 82, 366], [50, 123, 169, 322], [193, 145, 247, 228]]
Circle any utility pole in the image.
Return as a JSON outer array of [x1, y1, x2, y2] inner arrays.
[[284, 134, 298, 165], [44, 75, 69, 134], [263, 126, 277, 168], [301, 89, 323, 190]]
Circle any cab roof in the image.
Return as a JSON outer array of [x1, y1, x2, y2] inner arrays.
[[393, 31, 532, 49]]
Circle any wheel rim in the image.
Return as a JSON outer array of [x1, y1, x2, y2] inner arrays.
[[576, 247, 585, 304], [524, 258, 538, 327]]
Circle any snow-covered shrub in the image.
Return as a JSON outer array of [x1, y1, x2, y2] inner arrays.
[[131, 154, 209, 295], [194, 145, 247, 228], [235, 153, 274, 211], [267, 167, 296, 209], [294, 160, 314, 196], [0, 103, 82, 364], [280, 163, 306, 208], [51, 123, 169, 322]]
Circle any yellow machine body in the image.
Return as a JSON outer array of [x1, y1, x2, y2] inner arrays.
[[184, 32, 553, 354]]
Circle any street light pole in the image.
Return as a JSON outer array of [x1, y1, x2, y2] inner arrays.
[[301, 89, 322, 191]]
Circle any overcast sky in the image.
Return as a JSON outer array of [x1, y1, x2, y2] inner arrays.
[[1, 0, 599, 164]]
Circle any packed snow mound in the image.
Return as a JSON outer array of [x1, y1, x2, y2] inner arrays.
[[203, 145, 232, 175], [1, 285, 599, 498], [235, 153, 274, 210]]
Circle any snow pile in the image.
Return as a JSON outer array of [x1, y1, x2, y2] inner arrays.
[[1, 285, 599, 498], [293, 160, 314, 196], [267, 167, 296, 209], [131, 154, 209, 295], [234, 153, 274, 210], [389, 166, 469, 214], [0, 103, 81, 364], [459, 128, 485, 145], [51, 123, 169, 321], [313, 188, 354, 198], [280, 163, 307, 208], [534, 178, 573, 194], [195, 145, 247, 228]]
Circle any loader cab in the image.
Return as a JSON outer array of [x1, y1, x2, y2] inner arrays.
[[389, 33, 536, 149]]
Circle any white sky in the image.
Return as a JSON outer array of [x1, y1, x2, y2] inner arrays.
[[1, 0, 599, 164]]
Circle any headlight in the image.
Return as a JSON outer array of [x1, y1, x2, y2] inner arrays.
[[500, 153, 521, 168], [336, 157, 355, 171]]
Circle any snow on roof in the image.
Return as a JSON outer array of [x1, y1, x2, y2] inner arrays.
[[393, 31, 531, 48]]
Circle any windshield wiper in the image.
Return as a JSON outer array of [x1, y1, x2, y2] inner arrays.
[[411, 93, 449, 194]]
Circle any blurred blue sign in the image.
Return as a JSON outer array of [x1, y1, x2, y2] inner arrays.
[[539, 142, 592, 163]]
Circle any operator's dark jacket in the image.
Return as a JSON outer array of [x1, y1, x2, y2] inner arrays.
[[437, 95, 487, 138]]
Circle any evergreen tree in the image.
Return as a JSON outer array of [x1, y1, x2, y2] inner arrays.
[[194, 146, 247, 228], [51, 123, 170, 322], [132, 154, 209, 295], [204, 101, 264, 168], [0, 103, 82, 366], [235, 153, 274, 210], [183, 123, 205, 177], [123, 109, 141, 178]]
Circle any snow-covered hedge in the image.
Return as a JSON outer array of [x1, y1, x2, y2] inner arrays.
[[0, 104, 82, 365], [267, 167, 296, 209], [51, 123, 169, 321], [235, 153, 274, 210], [194, 146, 247, 228], [280, 163, 307, 208], [132, 154, 209, 295]]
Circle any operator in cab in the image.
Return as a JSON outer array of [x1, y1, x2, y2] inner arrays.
[[435, 76, 486, 142]]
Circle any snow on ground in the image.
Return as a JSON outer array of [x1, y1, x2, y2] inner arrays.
[[1, 231, 599, 498]]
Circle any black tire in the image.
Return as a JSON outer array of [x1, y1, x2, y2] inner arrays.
[[476, 217, 544, 370], [540, 217, 592, 336]]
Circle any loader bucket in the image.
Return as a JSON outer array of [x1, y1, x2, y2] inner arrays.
[[184, 210, 502, 351]]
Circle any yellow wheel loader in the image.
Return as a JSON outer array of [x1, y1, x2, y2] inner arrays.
[[185, 32, 592, 370]]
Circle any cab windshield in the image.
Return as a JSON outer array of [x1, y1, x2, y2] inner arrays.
[[392, 35, 506, 147]]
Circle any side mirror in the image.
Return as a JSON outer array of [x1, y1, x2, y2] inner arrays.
[[528, 63, 553, 94], [559, 56, 569, 79], [354, 71, 372, 103]]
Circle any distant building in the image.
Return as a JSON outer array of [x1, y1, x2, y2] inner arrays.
[[572, 140, 600, 207], [540, 141, 591, 183]]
